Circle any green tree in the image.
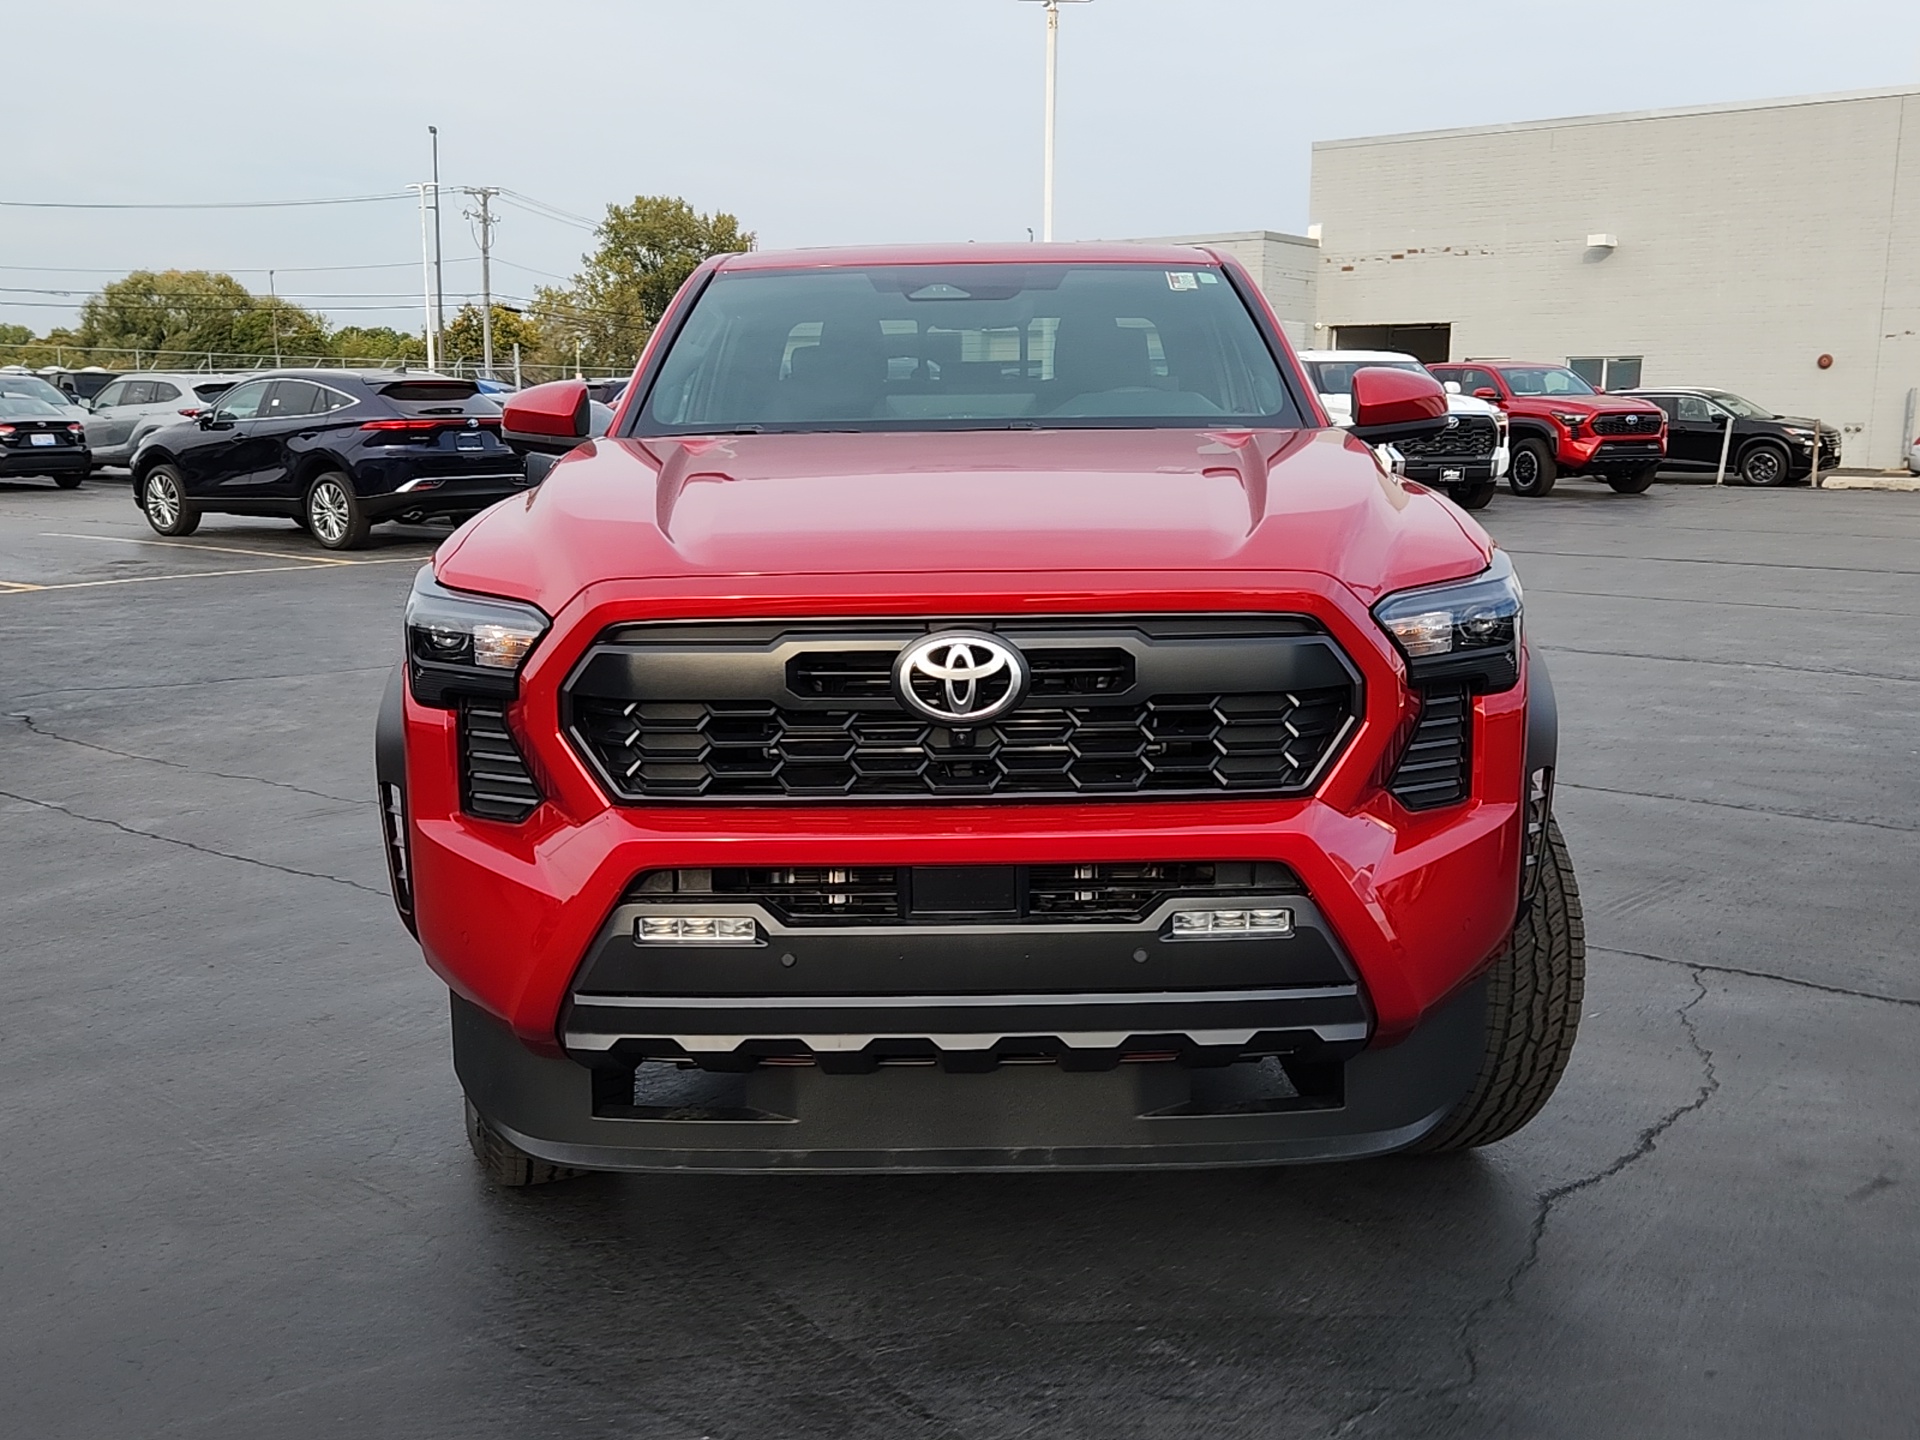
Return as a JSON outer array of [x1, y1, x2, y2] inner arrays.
[[329, 326, 428, 365], [537, 196, 753, 369], [443, 304, 543, 371], [74, 270, 329, 366]]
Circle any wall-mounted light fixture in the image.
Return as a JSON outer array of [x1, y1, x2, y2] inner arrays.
[[1586, 233, 1619, 250]]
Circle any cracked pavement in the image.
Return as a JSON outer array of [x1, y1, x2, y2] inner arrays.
[[1, 484, 1917, 1438]]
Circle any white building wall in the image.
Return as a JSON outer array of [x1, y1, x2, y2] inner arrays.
[[1310, 88, 1920, 468], [1130, 231, 1321, 346]]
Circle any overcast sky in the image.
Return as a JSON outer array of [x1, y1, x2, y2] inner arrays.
[[5, 0, 1917, 337]]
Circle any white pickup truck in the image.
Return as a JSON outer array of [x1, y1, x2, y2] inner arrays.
[[1298, 349, 1509, 510]]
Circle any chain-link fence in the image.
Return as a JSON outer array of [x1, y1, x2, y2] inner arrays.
[[0, 339, 630, 387]]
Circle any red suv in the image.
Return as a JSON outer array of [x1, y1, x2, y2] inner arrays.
[[1429, 361, 1666, 497], [377, 245, 1583, 1183]]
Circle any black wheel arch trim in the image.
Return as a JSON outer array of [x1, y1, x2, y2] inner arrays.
[[1525, 644, 1557, 777]]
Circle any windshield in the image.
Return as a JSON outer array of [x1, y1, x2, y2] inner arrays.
[[0, 375, 73, 408], [1304, 359, 1424, 398], [637, 263, 1300, 434], [1498, 367, 1597, 397], [1706, 391, 1772, 419]]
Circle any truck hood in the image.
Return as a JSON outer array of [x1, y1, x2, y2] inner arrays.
[[435, 427, 1492, 615]]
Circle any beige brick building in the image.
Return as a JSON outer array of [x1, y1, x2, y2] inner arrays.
[[1307, 87, 1920, 469]]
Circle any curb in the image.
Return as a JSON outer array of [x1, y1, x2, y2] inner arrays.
[[1820, 473, 1920, 492]]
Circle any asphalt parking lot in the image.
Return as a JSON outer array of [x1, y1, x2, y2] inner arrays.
[[2, 476, 1916, 1439]]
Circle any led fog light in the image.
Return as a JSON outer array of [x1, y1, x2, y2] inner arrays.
[[634, 915, 760, 945], [1168, 908, 1294, 939]]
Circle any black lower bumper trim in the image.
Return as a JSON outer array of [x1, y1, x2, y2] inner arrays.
[[450, 980, 1487, 1172]]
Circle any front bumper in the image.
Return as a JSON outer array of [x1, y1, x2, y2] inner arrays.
[[1401, 442, 1509, 487], [1561, 433, 1665, 473], [386, 577, 1544, 1169], [454, 977, 1486, 1172]]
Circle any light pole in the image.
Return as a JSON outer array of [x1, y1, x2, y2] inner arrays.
[[1021, 0, 1091, 242], [267, 269, 281, 366], [408, 183, 438, 370], [429, 126, 446, 366]]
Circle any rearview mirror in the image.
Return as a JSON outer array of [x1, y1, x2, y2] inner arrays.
[[501, 379, 591, 456], [1349, 367, 1449, 446]]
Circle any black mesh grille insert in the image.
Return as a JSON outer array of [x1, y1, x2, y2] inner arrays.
[[1388, 685, 1470, 810], [567, 618, 1359, 804], [1591, 412, 1662, 436], [1399, 414, 1499, 460], [627, 862, 1302, 926], [460, 702, 543, 822]]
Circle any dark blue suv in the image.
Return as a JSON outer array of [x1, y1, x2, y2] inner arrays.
[[130, 370, 528, 549]]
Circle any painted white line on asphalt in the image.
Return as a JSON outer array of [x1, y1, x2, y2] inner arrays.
[[0, 580, 46, 592], [41, 532, 360, 565], [0, 557, 421, 595]]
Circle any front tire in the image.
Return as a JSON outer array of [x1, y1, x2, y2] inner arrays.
[[1608, 464, 1659, 495], [304, 472, 371, 550], [464, 1099, 586, 1187], [140, 464, 200, 536], [1739, 442, 1791, 488], [1414, 819, 1585, 1152], [1508, 439, 1558, 497], [1450, 481, 1498, 511]]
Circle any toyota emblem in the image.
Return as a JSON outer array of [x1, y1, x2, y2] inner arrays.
[[1626, 415, 1640, 427], [893, 632, 1029, 725]]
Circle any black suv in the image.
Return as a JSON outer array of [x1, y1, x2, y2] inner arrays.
[[130, 370, 527, 549], [1620, 387, 1841, 486]]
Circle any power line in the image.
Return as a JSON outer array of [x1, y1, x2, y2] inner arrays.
[[0, 191, 413, 211]]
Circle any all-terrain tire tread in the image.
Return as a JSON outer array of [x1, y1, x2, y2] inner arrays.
[[463, 1099, 587, 1187], [1414, 820, 1585, 1151]]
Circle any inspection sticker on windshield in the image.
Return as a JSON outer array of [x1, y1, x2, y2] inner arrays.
[[1166, 271, 1199, 292]]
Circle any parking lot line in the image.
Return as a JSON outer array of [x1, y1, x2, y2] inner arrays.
[[41, 532, 361, 565], [0, 557, 421, 596]]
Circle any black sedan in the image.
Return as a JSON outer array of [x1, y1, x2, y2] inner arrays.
[[1620, 387, 1841, 486], [0, 395, 90, 488], [130, 370, 528, 549]]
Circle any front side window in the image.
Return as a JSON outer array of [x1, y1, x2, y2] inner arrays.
[[1499, 367, 1597, 398], [1676, 395, 1717, 423], [215, 380, 269, 420], [91, 381, 130, 408], [1706, 391, 1771, 419], [637, 263, 1300, 435]]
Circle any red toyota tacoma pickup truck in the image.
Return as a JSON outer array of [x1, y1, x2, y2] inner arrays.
[[1428, 360, 1666, 498], [376, 244, 1583, 1182]]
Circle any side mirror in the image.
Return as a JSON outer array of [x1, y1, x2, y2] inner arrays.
[[1442, 380, 1463, 395], [1473, 387, 1502, 403], [502, 379, 591, 455], [1349, 367, 1449, 446], [197, 411, 219, 429]]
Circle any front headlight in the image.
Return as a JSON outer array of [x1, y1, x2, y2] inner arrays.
[[1551, 410, 1586, 430], [1372, 551, 1522, 692], [405, 568, 550, 707]]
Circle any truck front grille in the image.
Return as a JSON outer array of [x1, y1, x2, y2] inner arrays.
[[565, 618, 1360, 804], [1398, 413, 1498, 461], [1591, 413, 1662, 437]]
